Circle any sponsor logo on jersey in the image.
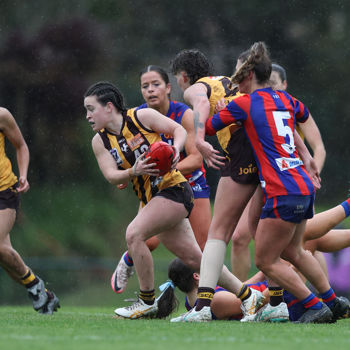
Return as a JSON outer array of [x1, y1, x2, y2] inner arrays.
[[276, 157, 303, 171], [127, 133, 145, 151]]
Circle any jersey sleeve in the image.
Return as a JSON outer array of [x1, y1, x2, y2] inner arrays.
[[205, 97, 248, 135], [292, 97, 309, 123]]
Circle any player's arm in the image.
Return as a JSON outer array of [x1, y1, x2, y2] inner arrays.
[[298, 113, 326, 172], [183, 83, 210, 143], [137, 108, 187, 167], [176, 109, 203, 175], [294, 131, 321, 190], [92, 134, 158, 184], [184, 84, 225, 169], [0, 108, 30, 193]]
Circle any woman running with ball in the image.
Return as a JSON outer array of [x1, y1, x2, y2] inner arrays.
[[84, 81, 202, 319]]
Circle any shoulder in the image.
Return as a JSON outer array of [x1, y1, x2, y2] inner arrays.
[[185, 82, 208, 96], [92, 133, 102, 146], [0, 108, 16, 130], [0, 107, 12, 122]]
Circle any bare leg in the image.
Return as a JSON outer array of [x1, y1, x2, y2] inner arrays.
[[0, 209, 28, 281], [199, 177, 256, 290], [255, 218, 324, 300], [313, 251, 329, 279], [231, 187, 263, 280], [231, 203, 252, 281], [188, 197, 211, 251], [126, 196, 200, 291], [304, 204, 346, 242]]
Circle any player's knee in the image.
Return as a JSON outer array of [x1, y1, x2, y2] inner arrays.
[[125, 224, 142, 247], [181, 254, 201, 271], [255, 254, 271, 273], [232, 230, 251, 251]]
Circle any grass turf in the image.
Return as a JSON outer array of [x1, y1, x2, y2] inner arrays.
[[1, 306, 350, 350]]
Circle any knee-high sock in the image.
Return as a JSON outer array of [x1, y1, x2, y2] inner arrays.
[[198, 239, 227, 289]]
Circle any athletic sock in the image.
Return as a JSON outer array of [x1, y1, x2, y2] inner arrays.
[[269, 287, 284, 306], [123, 251, 134, 267], [20, 269, 39, 288], [139, 289, 155, 305], [341, 199, 350, 217], [319, 288, 336, 307], [237, 284, 251, 302], [301, 293, 323, 310], [195, 287, 214, 311]]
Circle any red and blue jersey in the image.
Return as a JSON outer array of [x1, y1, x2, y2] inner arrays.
[[138, 101, 209, 198], [206, 88, 314, 199]]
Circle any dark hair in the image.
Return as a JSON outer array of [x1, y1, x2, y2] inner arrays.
[[140, 65, 170, 85], [153, 258, 196, 319], [155, 283, 179, 319], [271, 63, 287, 82], [168, 258, 196, 293], [232, 42, 272, 85], [84, 81, 126, 112], [170, 49, 213, 85]]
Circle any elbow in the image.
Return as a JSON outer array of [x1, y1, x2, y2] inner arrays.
[[104, 170, 118, 185]]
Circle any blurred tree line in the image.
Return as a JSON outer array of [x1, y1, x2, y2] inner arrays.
[[0, 0, 349, 257]]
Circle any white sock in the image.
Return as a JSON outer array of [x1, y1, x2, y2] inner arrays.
[[198, 239, 227, 289]]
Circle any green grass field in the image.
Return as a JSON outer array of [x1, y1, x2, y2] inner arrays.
[[1, 306, 350, 350]]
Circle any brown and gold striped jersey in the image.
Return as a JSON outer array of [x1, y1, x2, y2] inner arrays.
[[98, 109, 186, 206], [196, 76, 243, 156]]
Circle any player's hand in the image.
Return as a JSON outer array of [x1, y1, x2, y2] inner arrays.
[[132, 153, 160, 177], [304, 157, 321, 190], [195, 140, 225, 169], [117, 182, 128, 190], [214, 98, 226, 114], [170, 145, 180, 170], [17, 176, 30, 193]]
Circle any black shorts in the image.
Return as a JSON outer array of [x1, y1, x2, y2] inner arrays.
[[220, 128, 260, 185], [0, 182, 20, 211], [155, 181, 194, 218]]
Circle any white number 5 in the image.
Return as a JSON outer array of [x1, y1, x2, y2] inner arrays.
[[272, 111, 295, 154]]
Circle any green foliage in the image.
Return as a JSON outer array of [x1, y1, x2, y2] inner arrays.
[[0, 0, 349, 203], [12, 182, 138, 257], [0, 306, 350, 350]]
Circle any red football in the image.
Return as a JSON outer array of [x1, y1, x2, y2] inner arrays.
[[144, 141, 175, 176]]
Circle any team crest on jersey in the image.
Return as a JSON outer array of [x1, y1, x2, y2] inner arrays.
[[276, 157, 303, 171], [127, 133, 145, 151], [110, 148, 123, 165]]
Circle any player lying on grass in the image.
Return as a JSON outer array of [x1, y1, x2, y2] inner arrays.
[[155, 196, 350, 322]]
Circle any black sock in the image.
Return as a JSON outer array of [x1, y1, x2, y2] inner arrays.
[[238, 284, 252, 302], [269, 287, 284, 306], [195, 287, 214, 311], [139, 289, 155, 305]]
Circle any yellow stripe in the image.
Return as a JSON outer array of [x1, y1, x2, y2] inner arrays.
[[238, 285, 249, 300], [197, 292, 213, 300], [21, 273, 36, 285], [269, 289, 284, 297]]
